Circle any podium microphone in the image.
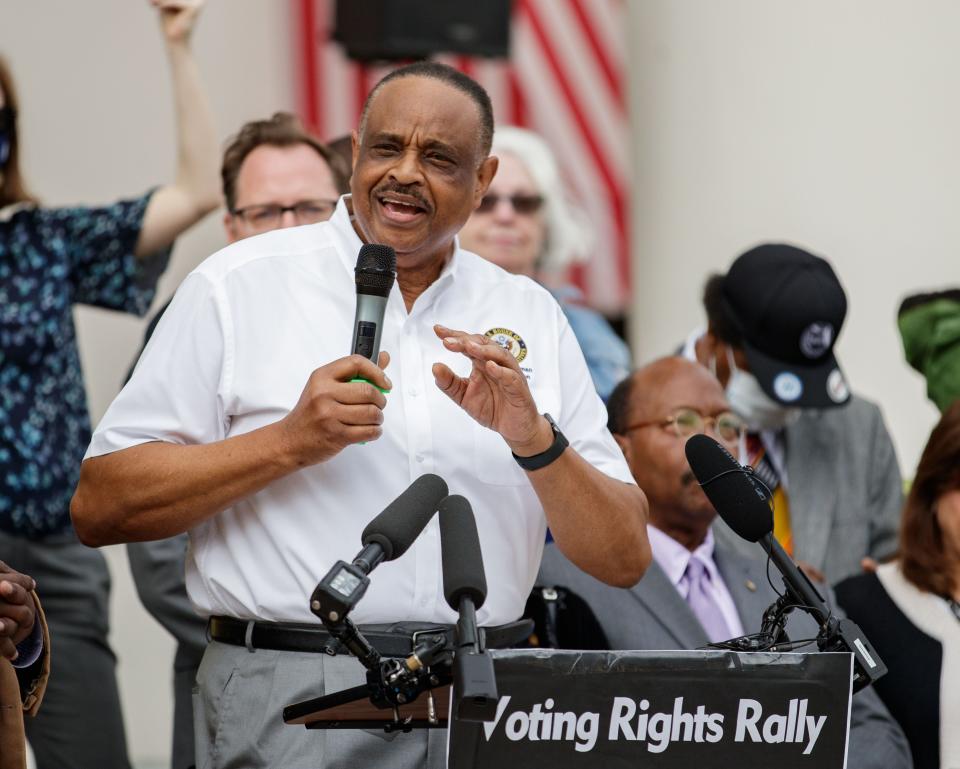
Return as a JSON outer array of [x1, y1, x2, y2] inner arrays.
[[684, 434, 887, 691], [312, 473, 448, 624], [439, 495, 499, 722], [684, 434, 827, 613], [351, 243, 396, 362]]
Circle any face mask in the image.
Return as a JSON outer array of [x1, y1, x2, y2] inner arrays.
[[724, 348, 801, 432], [0, 132, 9, 167]]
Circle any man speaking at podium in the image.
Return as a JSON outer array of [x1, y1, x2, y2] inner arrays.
[[70, 62, 650, 769]]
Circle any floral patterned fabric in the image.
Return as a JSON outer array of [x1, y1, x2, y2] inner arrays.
[[0, 192, 169, 537]]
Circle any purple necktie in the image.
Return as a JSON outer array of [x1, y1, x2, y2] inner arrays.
[[683, 557, 731, 643]]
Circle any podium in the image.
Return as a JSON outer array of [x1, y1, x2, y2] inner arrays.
[[286, 648, 853, 768]]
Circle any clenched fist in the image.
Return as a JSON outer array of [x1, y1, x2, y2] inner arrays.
[[278, 352, 392, 467]]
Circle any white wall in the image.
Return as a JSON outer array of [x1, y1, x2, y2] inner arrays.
[[1, 2, 295, 764], [627, 0, 956, 475]]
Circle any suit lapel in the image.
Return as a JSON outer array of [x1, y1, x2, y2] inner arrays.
[[784, 411, 838, 571], [715, 546, 776, 634], [628, 560, 712, 648]]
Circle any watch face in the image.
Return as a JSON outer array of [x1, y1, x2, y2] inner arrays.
[[329, 568, 363, 598]]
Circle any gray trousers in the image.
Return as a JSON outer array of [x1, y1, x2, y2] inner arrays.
[[128, 535, 207, 769], [195, 640, 448, 769], [0, 529, 131, 769]]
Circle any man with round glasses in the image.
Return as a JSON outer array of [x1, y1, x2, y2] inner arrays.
[[124, 111, 348, 769], [537, 356, 911, 769]]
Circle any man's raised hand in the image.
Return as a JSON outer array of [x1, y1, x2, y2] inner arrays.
[[431, 325, 552, 457], [151, 0, 205, 43]]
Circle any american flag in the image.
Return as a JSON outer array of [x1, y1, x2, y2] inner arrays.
[[294, 0, 630, 313]]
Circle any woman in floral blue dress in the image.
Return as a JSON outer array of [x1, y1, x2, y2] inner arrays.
[[0, 2, 219, 766]]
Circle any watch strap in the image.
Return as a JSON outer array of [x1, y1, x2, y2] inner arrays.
[[512, 414, 569, 471]]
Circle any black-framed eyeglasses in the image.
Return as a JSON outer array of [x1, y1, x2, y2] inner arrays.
[[0, 106, 16, 133], [476, 193, 544, 215], [231, 199, 337, 229], [624, 407, 744, 443]]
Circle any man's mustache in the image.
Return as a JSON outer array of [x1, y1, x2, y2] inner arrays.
[[373, 183, 431, 212]]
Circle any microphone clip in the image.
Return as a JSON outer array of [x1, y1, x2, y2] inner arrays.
[[370, 631, 453, 717], [815, 616, 888, 692]]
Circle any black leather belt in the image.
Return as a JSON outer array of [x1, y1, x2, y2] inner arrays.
[[208, 615, 533, 657]]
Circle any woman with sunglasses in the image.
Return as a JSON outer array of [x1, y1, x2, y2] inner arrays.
[[458, 126, 631, 401], [0, 2, 219, 767]]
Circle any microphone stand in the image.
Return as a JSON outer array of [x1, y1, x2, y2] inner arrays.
[[320, 614, 382, 672], [711, 576, 886, 692], [451, 595, 499, 722], [311, 561, 456, 731]]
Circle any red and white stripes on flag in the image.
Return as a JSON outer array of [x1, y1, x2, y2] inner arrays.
[[295, 0, 630, 313]]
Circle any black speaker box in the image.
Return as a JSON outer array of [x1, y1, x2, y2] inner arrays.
[[334, 0, 511, 61]]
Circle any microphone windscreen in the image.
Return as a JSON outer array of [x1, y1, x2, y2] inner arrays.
[[361, 474, 448, 560], [355, 244, 396, 296], [438, 495, 488, 611], [684, 433, 773, 543]]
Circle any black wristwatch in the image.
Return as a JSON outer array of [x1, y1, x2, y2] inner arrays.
[[512, 413, 569, 471]]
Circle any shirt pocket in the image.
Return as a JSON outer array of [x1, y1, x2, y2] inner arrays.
[[472, 386, 561, 486]]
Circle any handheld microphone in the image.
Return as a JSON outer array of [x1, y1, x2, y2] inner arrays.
[[684, 434, 887, 691], [438, 495, 499, 722], [311, 474, 448, 624], [351, 243, 396, 362]]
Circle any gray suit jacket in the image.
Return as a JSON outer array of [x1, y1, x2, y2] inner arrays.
[[538, 542, 913, 769], [714, 395, 903, 585]]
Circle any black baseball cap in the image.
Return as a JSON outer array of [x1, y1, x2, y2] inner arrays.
[[721, 243, 851, 408]]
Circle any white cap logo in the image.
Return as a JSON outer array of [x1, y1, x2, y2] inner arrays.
[[827, 368, 849, 403], [800, 322, 834, 359], [773, 372, 803, 402]]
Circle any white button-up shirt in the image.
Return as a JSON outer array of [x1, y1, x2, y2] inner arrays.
[[86, 198, 633, 626]]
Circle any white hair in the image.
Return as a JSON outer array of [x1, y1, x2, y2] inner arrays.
[[490, 126, 594, 273]]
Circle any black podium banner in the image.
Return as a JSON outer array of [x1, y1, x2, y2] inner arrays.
[[449, 649, 852, 769]]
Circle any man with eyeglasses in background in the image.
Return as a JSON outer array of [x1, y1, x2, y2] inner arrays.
[[125, 111, 348, 769], [536, 356, 912, 769]]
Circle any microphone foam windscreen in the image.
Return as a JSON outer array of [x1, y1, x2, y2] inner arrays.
[[438, 495, 488, 611], [355, 244, 396, 296], [361, 474, 448, 560], [684, 434, 773, 543]]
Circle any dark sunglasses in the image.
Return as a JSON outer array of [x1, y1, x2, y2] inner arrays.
[[476, 193, 544, 215]]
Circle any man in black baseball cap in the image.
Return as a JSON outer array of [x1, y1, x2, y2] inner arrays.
[[681, 243, 902, 586], [721, 244, 851, 408]]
